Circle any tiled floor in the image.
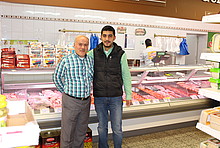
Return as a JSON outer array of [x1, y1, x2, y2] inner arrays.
[[93, 126, 212, 148]]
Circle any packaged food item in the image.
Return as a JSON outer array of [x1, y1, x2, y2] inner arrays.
[[43, 58, 55, 68], [1, 48, 15, 52], [199, 108, 219, 125], [209, 78, 220, 90], [210, 68, 220, 79], [84, 127, 92, 148], [0, 95, 8, 127], [211, 61, 220, 68], [40, 130, 60, 148], [16, 54, 30, 68], [207, 138, 220, 148]]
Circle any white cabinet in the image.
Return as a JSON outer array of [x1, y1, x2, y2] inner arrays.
[[196, 53, 220, 140]]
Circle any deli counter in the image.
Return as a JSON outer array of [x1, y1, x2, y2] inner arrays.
[[1, 65, 218, 138]]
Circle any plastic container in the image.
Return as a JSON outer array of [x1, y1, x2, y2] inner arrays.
[[209, 78, 220, 90], [40, 130, 60, 148], [211, 61, 220, 68], [210, 68, 220, 79], [0, 95, 8, 127]]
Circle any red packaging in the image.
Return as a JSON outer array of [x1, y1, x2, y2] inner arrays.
[[1, 58, 16, 64], [84, 127, 92, 147], [40, 130, 60, 148], [1, 48, 15, 52], [1, 51, 16, 54], [1, 54, 16, 58], [1, 63, 16, 69], [16, 54, 30, 60]]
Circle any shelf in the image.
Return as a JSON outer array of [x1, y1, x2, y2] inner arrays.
[[200, 53, 220, 62], [196, 122, 220, 140], [1, 69, 54, 75], [130, 65, 211, 72], [3, 83, 56, 90], [199, 88, 220, 102]]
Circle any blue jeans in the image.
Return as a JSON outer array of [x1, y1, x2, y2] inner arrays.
[[94, 96, 123, 148]]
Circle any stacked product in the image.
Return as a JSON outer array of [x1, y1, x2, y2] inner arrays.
[[43, 44, 56, 68], [16, 54, 30, 68], [200, 138, 220, 148], [29, 42, 43, 68], [55, 46, 69, 65], [199, 106, 220, 132], [0, 95, 8, 127], [209, 64, 220, 89], [1, 48, 16, 69], [210, 107, 220, 131]]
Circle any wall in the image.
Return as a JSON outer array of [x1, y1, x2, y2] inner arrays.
[[1, 0, 220, 21], [1, 1, 220, 85]]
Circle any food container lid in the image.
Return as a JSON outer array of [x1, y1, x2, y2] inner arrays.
[[210, 68, 220, 73], [209, 77, 220, 83]]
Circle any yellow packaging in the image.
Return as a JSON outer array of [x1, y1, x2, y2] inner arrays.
[[0, 95, 7, 127]]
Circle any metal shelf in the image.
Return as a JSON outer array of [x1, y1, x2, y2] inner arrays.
[[196, 123, 220, 140], [199, 88, 220, 102], [200, 53, 220, 62]]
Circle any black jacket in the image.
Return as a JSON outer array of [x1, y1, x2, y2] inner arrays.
[[93, 42, 125, 97]]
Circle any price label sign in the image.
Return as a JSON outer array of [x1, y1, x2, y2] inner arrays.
[[40, 108, 50, 114], [132, 101, 140, 105], [143, 100, 151, 104], [90, 104, 95, 110], [54, 107, 62, 113]]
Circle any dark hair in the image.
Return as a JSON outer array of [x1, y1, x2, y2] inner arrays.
[[145, 39, 152, 47], [101, 25, 115, 36]]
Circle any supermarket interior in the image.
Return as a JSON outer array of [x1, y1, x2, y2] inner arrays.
[[1, 0, 220, 148]]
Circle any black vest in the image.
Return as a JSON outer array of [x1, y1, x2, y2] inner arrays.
[[93, 42, 125, 97]]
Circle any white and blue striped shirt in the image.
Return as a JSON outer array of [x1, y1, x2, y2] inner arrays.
[[53, 52, 94, 98]]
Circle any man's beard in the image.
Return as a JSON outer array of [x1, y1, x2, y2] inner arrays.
[[103, 41, 112, 48], [104, 45, 112, 48]]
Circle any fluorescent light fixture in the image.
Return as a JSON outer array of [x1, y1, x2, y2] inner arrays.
[[145, 0, 166, 3], [118, 18, 143, 22], [156, 21, 176, 25], [202, 14, 220, 23], [74, 15, 106, 20], [26, 11, 60, 16]]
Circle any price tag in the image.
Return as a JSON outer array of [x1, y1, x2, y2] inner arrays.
[[190, 95, 198, 99], [40, 108, 50, 114], [197, 95, 205, 99], [54, 107, 62, 113], [90, 104, 95, 110], [152, 99, 160, 103], [143, 100, 151, 104], [132, 101, 140, 105], [123, 101, 127, 107], [163, 97, 171, 102]]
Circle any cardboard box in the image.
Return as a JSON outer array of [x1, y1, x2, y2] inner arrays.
[[210, 113, 220, 123], [199, 108, 219, 125], [0, 101, 41, 148]]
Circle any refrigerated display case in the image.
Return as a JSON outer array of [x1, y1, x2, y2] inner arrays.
[[0, 65, 218, 138]]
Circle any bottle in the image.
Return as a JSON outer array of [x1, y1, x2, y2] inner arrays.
[[0, 94, 8, 127]]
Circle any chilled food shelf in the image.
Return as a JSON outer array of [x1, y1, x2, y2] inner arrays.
[[130, 65, 211, 73], [196, 122, 220, 140], [199, 88, 220, 102], [200, 53, 220, 62], [3, 83, 56, 90], [1, 69, 54, 75]]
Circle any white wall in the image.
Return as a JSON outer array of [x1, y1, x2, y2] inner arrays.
[[1, 1, 220, 60]]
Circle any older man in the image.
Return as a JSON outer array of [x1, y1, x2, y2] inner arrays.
[[53, 35, 94, 148]]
